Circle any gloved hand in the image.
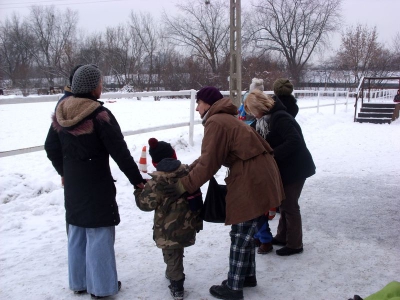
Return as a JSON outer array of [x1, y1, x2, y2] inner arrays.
[[157, 178, 186, 200], [186, 189, 203, 212]]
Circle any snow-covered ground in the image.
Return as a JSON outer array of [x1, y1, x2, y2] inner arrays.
[[0, 95, 399, 300]]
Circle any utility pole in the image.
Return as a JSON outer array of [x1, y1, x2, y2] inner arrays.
[[229, 0, 242, 107], [205, 0, 242, 107]]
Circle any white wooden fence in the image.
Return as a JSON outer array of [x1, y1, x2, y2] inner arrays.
[[0, 88, 396, 158]]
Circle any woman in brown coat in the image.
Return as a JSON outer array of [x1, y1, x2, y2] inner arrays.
[[160, 86, 285, 300]]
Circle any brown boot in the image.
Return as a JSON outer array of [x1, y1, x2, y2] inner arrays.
[[257, 242, 273, 254], [254, 238, 261, 247]]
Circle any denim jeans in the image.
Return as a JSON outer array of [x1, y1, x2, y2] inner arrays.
[[254, 215, 272, 243], [68, 225, 118, 297]]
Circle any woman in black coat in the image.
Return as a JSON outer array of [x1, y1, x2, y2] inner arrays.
[[244, 90, 315, 256], [273, 78, 299, 118], [45, 64, 144, 298]]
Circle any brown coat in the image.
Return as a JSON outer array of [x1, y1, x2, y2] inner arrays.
[[181, 98, 285, 225]]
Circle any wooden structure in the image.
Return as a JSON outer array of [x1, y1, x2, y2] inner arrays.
[[354, 77, 400, 124]]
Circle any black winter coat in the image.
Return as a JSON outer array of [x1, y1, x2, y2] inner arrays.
[[55, 86, 74, 109], [45, 95, 143, 228], [274, 94, 299, 118], [263, 99, 315, 184]]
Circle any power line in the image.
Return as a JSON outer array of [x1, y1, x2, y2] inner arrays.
[[0, 0, 128, 10], [0, 0, 73, 5]]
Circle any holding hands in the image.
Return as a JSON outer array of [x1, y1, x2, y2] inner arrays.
[[156, 177, 186, 200]]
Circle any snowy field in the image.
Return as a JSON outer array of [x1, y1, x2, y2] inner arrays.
[[0, 95, 399, 300]]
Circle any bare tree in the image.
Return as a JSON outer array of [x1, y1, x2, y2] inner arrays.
[[162, 0, 230, 87], [249, 0, 341, 84], [129, 12, 160, 91], [242, 54, 285, 90], [392, 32, 400, 71], [103, 24, 143, 88], [27, 5, 78, 86], [155, 48, 189, 90], [152, 29, 185, 90], [76, 32, 105, 67], [333, 24, 392, 83], [0, 14, 36, 88]]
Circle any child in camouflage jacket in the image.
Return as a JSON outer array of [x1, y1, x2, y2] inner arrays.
[[134, 138, 203, 300]]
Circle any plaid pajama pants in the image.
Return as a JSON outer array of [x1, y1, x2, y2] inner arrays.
[[226, 217, 260, 290]]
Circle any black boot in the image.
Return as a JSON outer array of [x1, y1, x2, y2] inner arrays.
[[169, 277, 185, 300], [348, 296, 363, 300], [221, 276, 257, 288], [276, 246, 303, 256], [209, 284, 243, 300], [271, 237, 286, 246]]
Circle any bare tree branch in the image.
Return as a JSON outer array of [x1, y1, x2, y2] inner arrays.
[[162, 0, 230, 81], [333, 24, 393, 83], [248, 0, 341, 83]]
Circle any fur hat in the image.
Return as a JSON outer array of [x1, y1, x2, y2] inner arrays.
[[72, 64, 101, 95], [249, 78, 264, 92], [196, 86, 223, 106], [148, 138, 177, 166], [273, 78, 294, 96]]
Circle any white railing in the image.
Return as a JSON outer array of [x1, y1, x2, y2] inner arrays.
[[1, 88, 391, 158], [0, 90, 200, 158], [289, 90, 350, 114], [361, 89, 397, 101]]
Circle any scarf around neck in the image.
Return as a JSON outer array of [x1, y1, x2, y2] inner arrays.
[[256, 114, 271, 139]]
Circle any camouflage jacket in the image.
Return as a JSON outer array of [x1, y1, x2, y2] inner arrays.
[[134, 159, 203, 249]]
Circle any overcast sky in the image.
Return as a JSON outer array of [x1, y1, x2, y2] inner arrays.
[[0, 0, 398, 51]]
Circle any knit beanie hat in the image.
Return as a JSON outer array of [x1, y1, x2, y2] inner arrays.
[[249, 78, 264, 92], [196, 86, 223, 106], [273, 78, 294, 96], [72, 64, 101, 95], [148, 138, 177, 166]]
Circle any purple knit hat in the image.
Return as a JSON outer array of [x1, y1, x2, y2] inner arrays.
[[196, 86, 223, 106]]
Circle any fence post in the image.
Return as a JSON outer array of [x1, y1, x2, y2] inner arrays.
[[317, 92, 320, 113], [334, 91, 337, 114], [345, 91, 348, 112], [189, 89, 196, 146]]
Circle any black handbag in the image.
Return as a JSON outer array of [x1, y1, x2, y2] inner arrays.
[[201, 176, 227, 223]]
